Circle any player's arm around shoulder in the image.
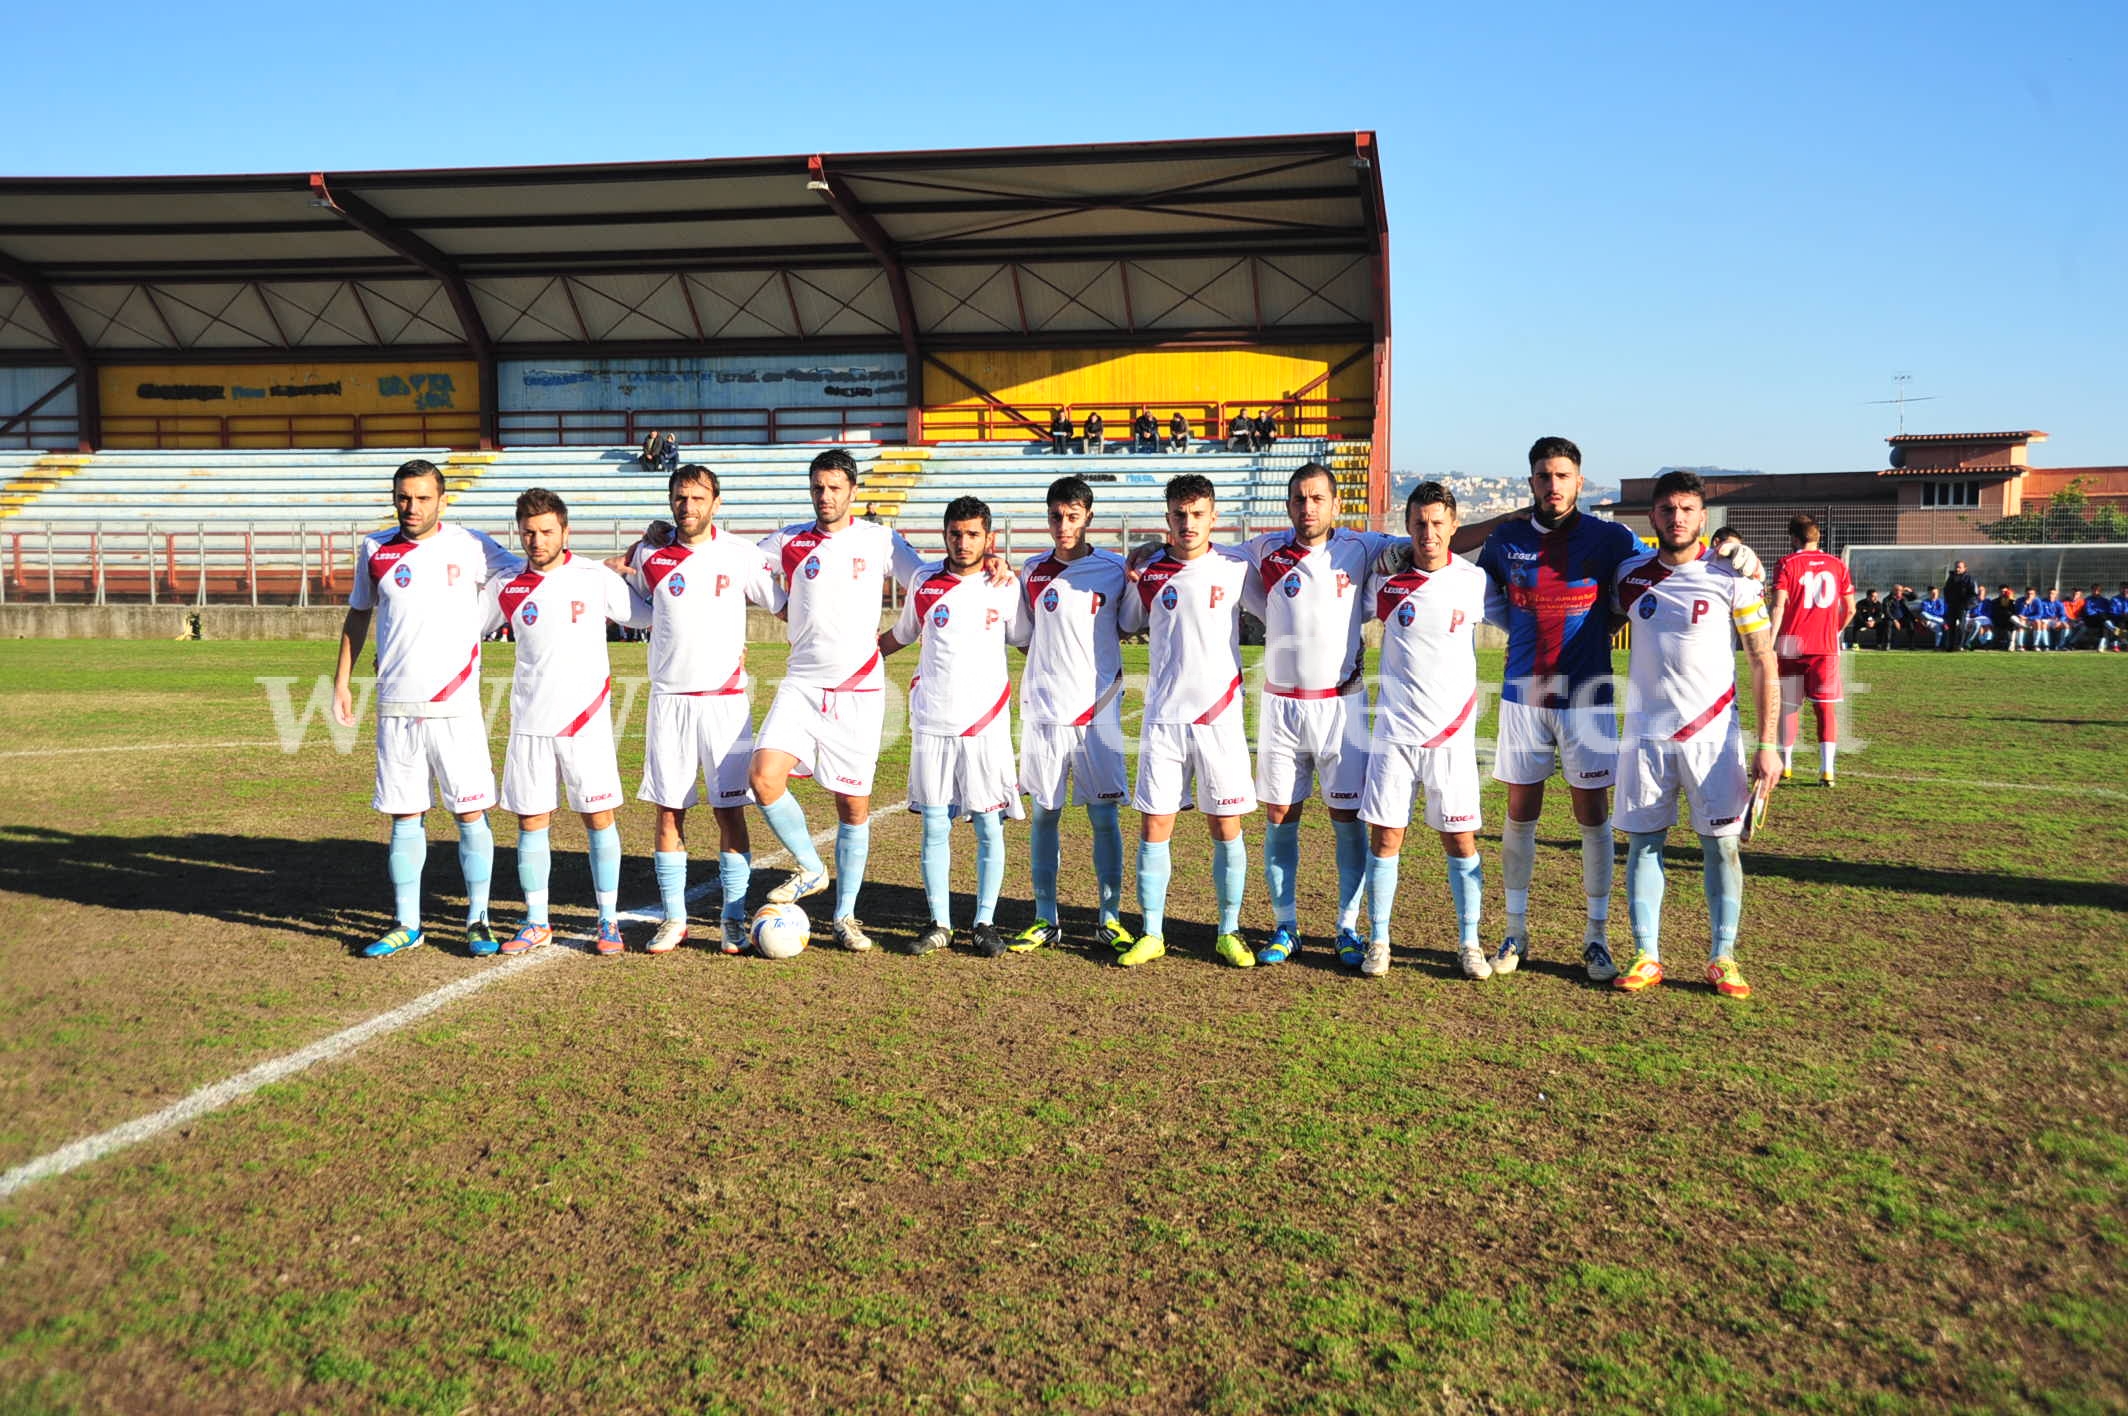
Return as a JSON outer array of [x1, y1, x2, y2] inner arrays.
[[881, 564, 934, 656], [600, 561, 652, 630], [472, 527, 521, 584]]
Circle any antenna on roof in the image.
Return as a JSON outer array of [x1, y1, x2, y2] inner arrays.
[[1864, 373, 1938, 435]]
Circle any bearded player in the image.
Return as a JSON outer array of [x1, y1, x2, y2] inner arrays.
[[480, 488, 650, 956], [1767, 514, 1854, 787], [332, 458, 520, 958], [1610, 470, 1780, 998]]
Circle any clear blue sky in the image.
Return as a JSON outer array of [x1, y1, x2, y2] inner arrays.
[[11, 0, 2124, 481]]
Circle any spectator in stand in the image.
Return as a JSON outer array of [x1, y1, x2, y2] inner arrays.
[[1942, 559, 1979, 651], [639, 430, 679, 473], [1256, 407, 1278, 454], [1133, 408, 1159, 453], [1914, 585, 1947, 647], [1228, 409, 1256, 452], [1084, 410, 1106, 455], [1168, 410, 1190, 453], [1846, 589, 1888, 649], [2036, 587, 2068, 650], [1050, 408, 1073, 456], [1982, 586, 2019, 650], [1888, 584, 1923, 648], [2074, 582, 2122, 651], [2015, 587, 2047, 651]]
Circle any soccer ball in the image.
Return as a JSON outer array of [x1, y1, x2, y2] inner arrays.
[[750, 903, 809, 959]]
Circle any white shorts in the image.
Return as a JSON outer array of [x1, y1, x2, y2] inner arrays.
[[1254, 689, 1370, 809], [502, 713, 625, 817], [909, 728, 1025, 818], [638, 691, 755, 811], [1493, 699, 1617, 789], [1018, 714, 1130, 811], [755, 681, 885, 798], [1133, 717, 1257, 817], [373, 713, 496, 816], [1359, 725, 1483, 834], [1614, 719, 1750, 837]]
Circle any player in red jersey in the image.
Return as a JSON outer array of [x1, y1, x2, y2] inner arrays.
[[1768, 515, 1855, 787]]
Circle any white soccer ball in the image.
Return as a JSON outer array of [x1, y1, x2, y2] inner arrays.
[[750, 903, 809, 959]]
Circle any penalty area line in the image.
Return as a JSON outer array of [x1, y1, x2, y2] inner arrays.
[[1836, 770, 2126, 803], [0, 801, 904, 1204], [0, 740, 287, 759]]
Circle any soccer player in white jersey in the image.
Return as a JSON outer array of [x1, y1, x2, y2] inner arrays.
[[1610, 469, 1780, 999], [1240, 463, 1397, 968], [331, 458, 520, 958], [1116, 473, 1256, 969], [479, 488, 650, 956], [1011, 476, 1130, 953], [879, 497, 1030, 957], [618, 465, 786, 956], [1358, 482, 1492, 978]]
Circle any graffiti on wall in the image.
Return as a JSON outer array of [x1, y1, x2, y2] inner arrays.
[[500, 357, 908, 411]]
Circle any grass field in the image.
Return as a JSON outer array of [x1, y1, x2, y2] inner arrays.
[[1, 639, 2124, 1414]]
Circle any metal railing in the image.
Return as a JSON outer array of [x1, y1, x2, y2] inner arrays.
[[98, 411, 483, 450], [916, 397, 1372, 444], [0, 414, 81, 451], [494, 406, 898, 448]]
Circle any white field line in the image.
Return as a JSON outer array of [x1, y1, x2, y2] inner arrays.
[[0, 803, 901, 1203], [0, 740, 285, 759], [1835, 770, 2128, 803]]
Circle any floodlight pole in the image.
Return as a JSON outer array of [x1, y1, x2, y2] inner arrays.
[[808, 155, 925, 444], [0, 252, 99, 452]]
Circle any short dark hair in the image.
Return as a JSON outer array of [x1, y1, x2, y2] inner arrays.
[[1528, 436, 1582, 469], [809, 448, 860, 485], [1788, 514, 1821, 545], [1285, 462, 1337, 498], [1046, 476, 1094, 513], [1404, 481, 1458, 518], [1708, 526, 1739, 547], [1165, 473, 1217, 508], [392, 458, 445, 494], [943, 495, 992, 531], [1651, 469, 1706, 502], [514, 487, 568, 524], [668, 463, 720, 498]]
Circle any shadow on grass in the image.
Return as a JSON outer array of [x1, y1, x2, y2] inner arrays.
[[1716, 842, 2124, 912]]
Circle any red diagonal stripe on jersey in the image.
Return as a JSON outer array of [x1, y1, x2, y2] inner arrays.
[[1071, 673, 1124, 727], [679, 662, 747, 697], [1375, 569, 1429, 622], [1257, 538, 1308, 593], [558, 676, 613, 738], [1193, 672, 1244, 724], [640, 544, 691, 591], [829, 649, 881, 692], [1422, 691, 1479, 747], [498, 568, 543, 623], [1671, 684, 1736, 741], [914, 570, 959, 620], [429, 643, 479, 702], [1024, 554, 1061, 610], [961, 681, 1013, 737], [1136, 555, 1181, 608], [367, 532, 413, 585], [779, 527, 826, 580], [1616, 557, 1677, 614]]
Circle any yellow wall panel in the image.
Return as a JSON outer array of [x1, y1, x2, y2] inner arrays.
[[100, 360, 481, 448]]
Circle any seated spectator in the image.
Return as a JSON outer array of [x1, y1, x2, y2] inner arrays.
[[1228, 410, 1255, 452], [1889, 584, 1924, 648], [1050, 408, 1073, 456], [1133, 408, 1158, 453], [2073, 583, 2122, 651], [2015, 588, 2046, 651], [1914, 586, 1947, 648], [1846, 589, 1889, 649], [2036, 587, 2068, 650], [1084, 410, 1105, 455], [639, 429, 679, 473], [1986, 586, 2022, 651], [1256, 407, 1278, 453], [1168, 411, 1190, 452]]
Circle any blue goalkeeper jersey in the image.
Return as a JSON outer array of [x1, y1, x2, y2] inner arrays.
[[1477, 512, 1642, 709]]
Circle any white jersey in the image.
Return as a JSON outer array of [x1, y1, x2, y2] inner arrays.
[[1242, 527, 1393, 695], [759, 520, 924, 690], [1018, 548, 1127, 726], [629, 528, 785, 694], [480, 552, 649, 736], [1366, 554, 1489, 745], [895, 562, 1030, 736], [1118, 546, 1250, 725], [1613, 546, 1771, 742], [349, 523, 519, 714]]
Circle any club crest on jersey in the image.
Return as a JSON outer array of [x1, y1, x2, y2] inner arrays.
[[802, 556, 822, 580], [932, 603, 951, 628], [393, 563, 412, 588], [1282, 574, 1302, 598], [667, 572, 686, 596], [520, 601, 539, 625], [1042, 587, 1060, 612], [1160, 585, 1179, 610], [1637, 595, 1658, 620], [1397, 601, 1416, 627]]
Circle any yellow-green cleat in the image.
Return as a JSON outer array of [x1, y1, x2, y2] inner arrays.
[[1116, 934, 1166, 967], [1214, 933, 1255, 968], [1101, 919, 1133, 951]]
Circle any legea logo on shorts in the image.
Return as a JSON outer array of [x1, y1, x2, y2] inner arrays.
[[393, 563, 413, 588], [1637, 595, 1657, 620], [803, 556, 822, 580], [834, 774, 862, 786], [455, 793, 483, 804], [1043, 587, 1060, 612], [520, 601, 539, 625], [1213, 795, 1245, 807], [1283, 574, 1302, 597], [1444, 813, 1475, 824], [1160, 586, 1179, 610], [1711, 815, 1738, 827], [1397, 602, 1416, 627], [667, 572, 686, 596], [1576, 770, 1607, 780], [933, 604, 951, 628]]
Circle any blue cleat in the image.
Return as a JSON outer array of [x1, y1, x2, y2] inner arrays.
[[1256, 924, 1301, 966], [466, 919, 500, 957], [1335, 927, 1366, 970], [363, 926, 424, 959], [595, 918, 625, 956]]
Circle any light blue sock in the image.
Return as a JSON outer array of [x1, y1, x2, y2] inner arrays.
[[719, 850, 750, 921], [759, 792, 826, 878], [388, 816, 425, 930], [1626, 830, 1668, 961], [1087, 803, 1123, 923], [456, 814, 492, 925], [1213, 835, 1247, 936], [1447, 852, 1483, 946], [517, 826, 551, 926], [1263, 819, 1300, 927], [588, 824, 621, 921], [834, 821, 870, 920], [1029, 803, 1063, 923], [972, 811, 1004, 926], [1136, 838, 1171, 938], [1366, 851, 1399, 943], [920, 806, 953, 925], [653, 850, 688, 922], [1333, 818, 1369, 931], [1700, 832, 1743, 960]]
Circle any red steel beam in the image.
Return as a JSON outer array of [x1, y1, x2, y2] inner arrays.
[[809, 155, 923, 442], [0, 252, 98, 450]]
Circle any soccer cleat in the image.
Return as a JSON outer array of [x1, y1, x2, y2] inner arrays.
[[1116, 934, 1166, 968], [1615, 952, 1664, 992], [1491, 933, 1527, 975], [972, 923, 1008, 959], [1011, 920, 1061, 953], [1707, 955, 1753, 999], [911, 923, 952, 956], [767, 868, 830, 905], [1583, 938, 1618, 982], [500, 923, 552, 956], [1256, 924, 1301, 966], [465, 919, 499, 958], [595, 919, 625, 956], [1458, 942, 1494, 980], [646, 918, 688, 955], [1360, 937, 1390, 978], [362, 926, 424, 959], [1822, 775, 1837, 789], [719, 917, 748, 955], [1780, 767, 1793, 782], [1215, 933, 1255, 969], [831, 916, 873, 952], [1335, 927, 1366, 970], [1100, 919, 1133, 951]]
